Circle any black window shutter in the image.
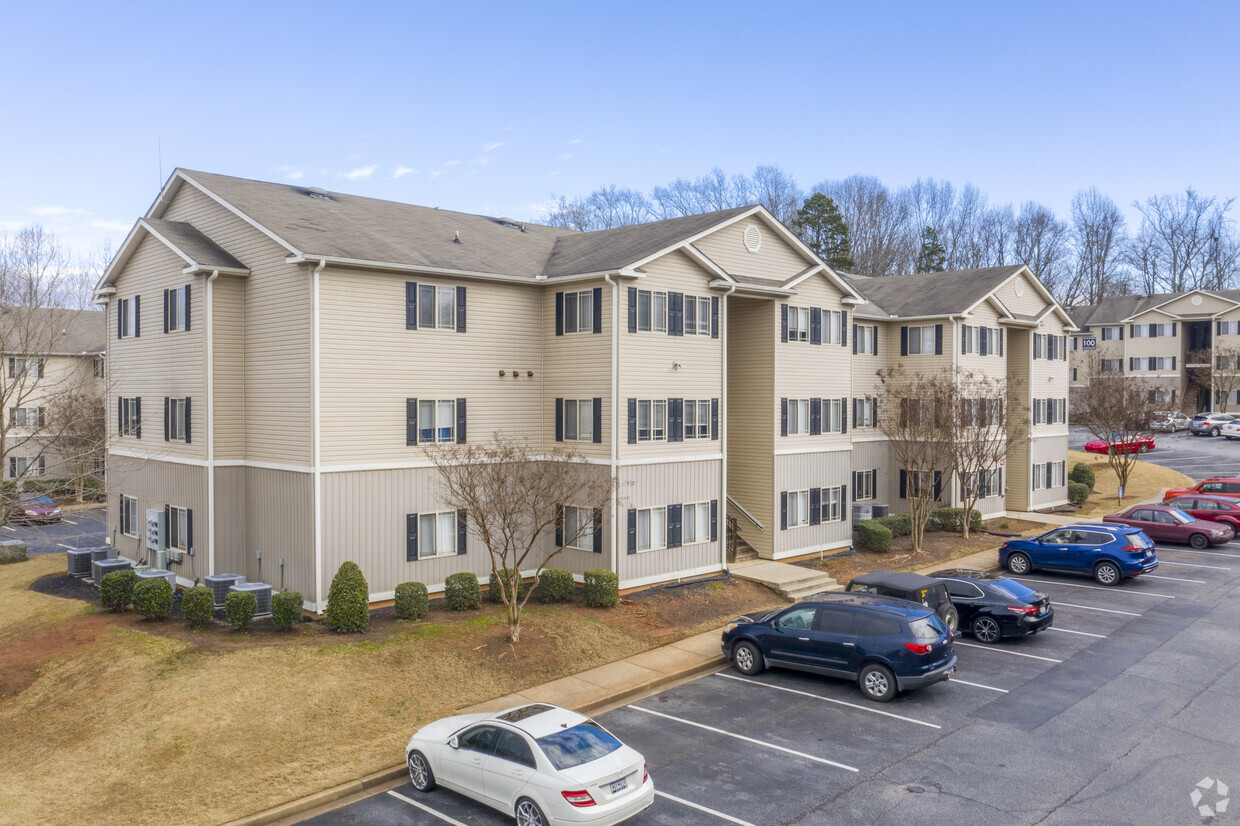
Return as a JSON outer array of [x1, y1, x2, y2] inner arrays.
[[780, 398, 788, 436], [669, 292, 683, 336], [456, 510, 467, 554], [555, 292, 564, 336], [406, 514, 418, 561], [628, 287, 638, 333], [135, 398, 141, 439], [456, 286, 466, 333], [456, 399, 467, 443], [810, 398, 821, 435], [555, 398, 564, 442], [810, 307, 821, 345], [781, 304, 789, 342], [627, 398, 637, 444], [668, 504, 682, 548], [669, 398, 683, 442], [841, 311, 848, 347], [853, 324, 859, 355], [592, 287, 602, 333], [592, 508, 603, 553], [961, 325, 967, 355], [555, 505, 564, 546], [184, 397, 191, 444], [843, 484, 849, 505], [809, 488, 821, 525], [899, 469, 907, 499], [163, 289, 170, 334], [134, 295, 140, 337], [841, 398, 848, 434], [117, 301, 123, 339], [852, 398, 859, 425], [710, 398, 719, 440], [711, 296, 719, 339], [592, 398, 602, 443], [1171, 356, 1176, 370], [933, 471, 942, 500], [186, 508, 193, 549], [406, 282, 418, 329], [934, 324, 943, 355], [164, 505, 170, 544], [627, 509, 637, 554], [406, 398, 417, 445], [780, 492, 788, 530], [873, 326, 879, 357], [710, 500, 718, 542], [980, 327, 988, 356], [900, 326, 908, 356], [164, 397, 170, 442], [117, 397, 123, 434], [184, 285, 191, 331], [1129, 324, 1135, 338]]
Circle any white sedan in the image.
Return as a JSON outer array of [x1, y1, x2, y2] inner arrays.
[[405, 703, 654, 826], [1223, 421, 1240, 440]]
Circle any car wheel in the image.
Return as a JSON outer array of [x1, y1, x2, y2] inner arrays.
[[733, 640, 765, 676], [1189, 533, 1210, 549], [859, 663, 897, 702], [515, 798, 547, 826], [407, 750, 436, 792], [1006, 552, 1032, 575], [940, 604, 960, 632], [1094, 561, 1121, 586], [971, 615, 1002, 644], [1138, 444, 1149, 453], [1212, 427, 1221, 437]]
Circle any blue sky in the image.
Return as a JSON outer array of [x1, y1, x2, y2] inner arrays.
[[3, 0, 1238, 261]]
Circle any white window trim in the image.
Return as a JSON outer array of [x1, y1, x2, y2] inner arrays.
[[168, 505, 190, 551], [787, 305, 810, 342], [417, 284, 458, 331], [855, 470, 875, 501], [822, 486, 843, 522], [121, 495, 139, 537], [636, 506, 668, 552], [636, 399, 667, 442], [563, 399, 594, 442], [684, 399, 711, 440], [564, 505, 596, 552], [687, 295, 712, 336], [787, 399, 810, 436], [169, 286, 189, 332], [418, 399, 458, 444], [824, 398, 843, 433], [565, 289, 594, 335], [418, 510, 459, 557], [683, 501, 712, 545], [787, 489, 810, 528], [635, 289, 668, 333], [169, 397, 188, 442]]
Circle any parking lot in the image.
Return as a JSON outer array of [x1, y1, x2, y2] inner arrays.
[[1070, 424, 1240, 482], [2, 507, 106, 556], [305, 541, 1240, 826]]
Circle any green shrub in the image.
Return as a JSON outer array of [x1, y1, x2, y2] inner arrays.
[[182, 586, 214, 627], [100, 569, 137, 613], [854, 519, 893, 552], [272, 591, 304, 630], [326, 560, 370, 633], [583, 569, 619, 608], [1068, 480, 1090, 505], [538, 568, 575, 603], [927, 508, 983, 533], [1070, 462, 1096, 489], [875, 512, 912, 537], [131, 577, 173, 620], [225, 590, 257, 631], [444, 572, 482, 611], [394, 582, 429, 620], [488, 568, 522, 604]]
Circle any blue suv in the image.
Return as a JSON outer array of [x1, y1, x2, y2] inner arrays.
[[999, 523, 1159, 586], [721, 592, 957, 702]]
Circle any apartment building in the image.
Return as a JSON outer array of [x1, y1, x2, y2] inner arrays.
[[95, 170, 1071, 609], [1069, 289, 1240, 411]]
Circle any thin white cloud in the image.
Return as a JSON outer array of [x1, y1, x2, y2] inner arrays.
[[343, 164, 378, 180], [473, 156, 489, 166], [429, 170, 444, 180], [482, 141, 506, 152], [443, 160, 460, 167], [548, 170, 561, 176], [568, 138, 582, 145], [88, 219, 132, 232], [393, 166, 418, 179], [558, 154, 573, 160], [273, 165, 304, 180], [31, 206, 86, 216]]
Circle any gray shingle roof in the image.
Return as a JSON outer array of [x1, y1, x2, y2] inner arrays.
[[1069, 289, 1240, 328], [1, 307, 105, 355], [144, 218, 248, 272], [842, 265, 1025, 318]]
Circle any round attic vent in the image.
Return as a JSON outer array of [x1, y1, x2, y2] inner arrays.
[[1014, 279, 1025, 296], [743, 224, 762, 252], [1192, 294, 1203, 306]]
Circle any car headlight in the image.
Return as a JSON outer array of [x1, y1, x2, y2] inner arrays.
[[724, 616, 752, 634]]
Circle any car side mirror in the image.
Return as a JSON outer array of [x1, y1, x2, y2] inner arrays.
[[448, 736, 459, 750]]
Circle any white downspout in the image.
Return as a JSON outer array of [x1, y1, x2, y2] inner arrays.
[[206, 269, 219, 576], [951, 318, 959, 508], [604, 274, 620, 578], [312, 259, 326, 612], [720, 284, 736, 571]]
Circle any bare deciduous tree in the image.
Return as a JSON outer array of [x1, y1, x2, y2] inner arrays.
[[1127, 188, 1240, 294], [945, 369, 1026, 538], [1072, 355, 1162, 501], [1071, 189, 1129, 305], [44, 386, 106, 503], [814, 175, 911, 276], [1187, 344, 1240, 413], [426, 434, 618, 643], [1013, 201, 1073, 304]]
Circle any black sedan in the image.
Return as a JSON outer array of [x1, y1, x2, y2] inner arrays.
[[928, 569, 1054, 644]]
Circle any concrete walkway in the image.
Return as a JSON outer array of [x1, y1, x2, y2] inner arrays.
[[730, 558, 839, 599]]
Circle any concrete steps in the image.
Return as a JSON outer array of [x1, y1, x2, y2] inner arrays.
[[731, 560, 841, 601]]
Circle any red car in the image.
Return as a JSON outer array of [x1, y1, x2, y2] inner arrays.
[[1162, 477, 1240, 502], [1084, 434, 1155, 455], [1103, 503, 1234, 549], [1165, 495, 1240, 533], [9, 493, 63, 524]]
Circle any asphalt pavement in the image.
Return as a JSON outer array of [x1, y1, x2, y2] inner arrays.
[[2, 507, 107, 555], [1070, 424, 1240, 482]]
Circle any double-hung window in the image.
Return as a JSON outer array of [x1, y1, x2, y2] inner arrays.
[[167, 506, 191, 551], [1101, 359, 1123, 373], [787, 399, 810, 435], [419, 399, 457, 443], [1051, 461, 1066, 488], [166, 285, 189, 332], [93, 358, 105, 378], [823, 398, 843, 433], [1220, 321, 1240, 336], [8, 358, 44, 379], [853, 398, 876, 428], [821, 486, 843, 522], [682, 502, 712, 544], [166, 397, 189, 442], [635, 290, 668, 333], [786, 490, 810, 528], [854, 470, 875, 500], [636, 506, 668, 551], [823, 310, 842, 345], [855, 324, 876, 355], [564, 290, 594, 334], [118, 297, 139, 338], [685, 296, 711, 336], [636, 399, 667, 442], [119, 397, 141, 437], [418, 284, 457, 330], [11, 408, 43, 428], [684, 399, 711, 439], [418, 511, 459, 556], [9, 457, 44, 478], [563, 506, 596, 551], [120, 495, 138, 537], [1101, 326, 1122, 340], [563, 399, 594, 442], [907, 325, 936, 355], [787, 306, 810, 342]]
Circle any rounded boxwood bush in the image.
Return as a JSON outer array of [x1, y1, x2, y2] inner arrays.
[[927, 508, 983, 533], [1070, 462, 1096, 489], [855, 520, 893, 553], [583, 569, 619, 608], [1068, 480, 1090, 505], [538, 568, 574, 603], [132, 577, 173, 620], [225, 590, 257, 631], [875, 512, 912, 538], [326, 560, 370, 633], [394, 581, 429, 621], [182, 586, 214, 628], [272, 590, 303, 630], [488, 568, 522, 604], [444, 572, 482, 611], [100, 569, 138, 613]]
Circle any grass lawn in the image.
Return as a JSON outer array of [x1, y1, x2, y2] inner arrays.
[[1069, 449, 1195, 515], [0, 557, 782, 826]]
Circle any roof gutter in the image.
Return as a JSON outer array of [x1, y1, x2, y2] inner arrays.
[[603, 273, 620, 581], [284, 253, 635, 286], [204, 269, 220, 578], [719, 281, 736, 574], [709, 278, 796, 297]]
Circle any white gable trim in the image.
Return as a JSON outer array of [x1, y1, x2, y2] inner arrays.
[[681, 243, 734, 282], [1136, 288, 1240, 318], [1123, 306, 1181, 323], [154, 170, 302, 257]]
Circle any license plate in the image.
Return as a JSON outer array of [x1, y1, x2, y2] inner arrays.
[[609, 779, 628, 794]]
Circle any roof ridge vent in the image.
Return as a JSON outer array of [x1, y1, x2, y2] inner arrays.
[[306, 187, 333, 201], [497, 216, 525, 231]]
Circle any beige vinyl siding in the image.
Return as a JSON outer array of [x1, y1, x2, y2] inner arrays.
[[618, 251, 724, 460], [617, 459, 723, 585], [244, 467, 314, 599], [1005, 329, 1032, 511], [775, 274, 852, 451], [959, 302, 1008, 374], [1030, 319, 1071, 440], [773, 450, 852, 557], [725, 296, 775, 557], [318, 268, 545, 465], [162, 183, 312, 465], [1028, 435, 1069, 509], [993, 272, 1050, 317], [693, 218, 811, 283], [211, 276, 245, 459], [544, 280, 611, 459], [1156, 293, 1237, 316], [1124, 312, 1181, 369], [893, 319, 955, 374], [106, 455, 207, 576]]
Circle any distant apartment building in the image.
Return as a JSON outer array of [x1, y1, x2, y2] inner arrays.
[[95, 170, 1072, 609]]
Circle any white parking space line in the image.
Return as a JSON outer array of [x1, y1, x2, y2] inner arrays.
[[63, 519, 78, 525], [627, 705, 859, 772], [2, 525, 14, 532], [716, 673, 941, 729], [657, 791, 756, 826], [1154, 560, 1232, 570], [948, 678, 1009, 693], [1143, 574, 1208, 584], [1157, 548, 1240, 557], [386, 790, 470, 826], [1019, 578, 1176, 598], [1052, 601, 1141, 616], [954, 641, 1063, 663], [1049, 627, 1106, 639], [56, 543, 75, 549]]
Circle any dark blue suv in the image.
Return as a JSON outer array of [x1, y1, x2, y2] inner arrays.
[[999, 523, 1159, 585], [721, 592, 957, 702]]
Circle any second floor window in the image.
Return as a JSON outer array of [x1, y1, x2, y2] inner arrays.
[[636, 399, 667, 442], [853, 324, 878, 355], [10, 407, 44, 428], [164, 285, 190, 332], [165, 397, 190, 442], [685, 295, 712, 336], [786, 399, 810, 435], [563, 399, 594, 442], [853, 397, 876, 428], [564, 289, 594, 334], [419, 399, 458, 443], [1100, 359, 1123, 373], [8, 357, 44, 379], [1217, 355, 1240, 370], [419, 284, 458, 330], [93, 358, 105, 378], [905, 325, 939, 355], [118, 296, 140, 338], [1101, 326, 1122, 340], [635, 290, 668, 333], [119, 397, 141, 437], [787, 306, 810, 342], [1219, 321, 1239, 336], [684, 399, 711, 439]]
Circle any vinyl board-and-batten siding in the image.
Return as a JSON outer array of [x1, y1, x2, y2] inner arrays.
[[1028, 435, 1070, 509], [773, 450, 852, 556], [725, 297, 775, 557], [617, 460, 724, 586], [106, 454, 206, 577], [243, 467, 315, 599]]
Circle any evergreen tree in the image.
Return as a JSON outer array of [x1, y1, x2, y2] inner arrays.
[[792, 192, 855, 270], [915, 226, 947, 272]]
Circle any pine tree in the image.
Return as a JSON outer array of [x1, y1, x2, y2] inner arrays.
[[915, 226, 947, 272], [792, 192, 855, 270]]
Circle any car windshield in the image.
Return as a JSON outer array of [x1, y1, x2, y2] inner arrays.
[[991, 579, 1038, 601], [535, 722, 622, 771], [20, 495, 54, 506], [1128, 531, 1154, 549], [909, 614, 946, 640], [1168, 509, 1195, 524]]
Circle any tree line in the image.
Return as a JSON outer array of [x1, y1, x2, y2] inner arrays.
[[541, 166, 1240, 308]]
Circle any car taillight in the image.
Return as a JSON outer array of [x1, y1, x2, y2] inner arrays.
[[1122, 543, 1142, 552], [1007, 605, 1038, 615], [562, 790, 596, 807], [904, 642, 932, 654], [642, 763, 649, 784]]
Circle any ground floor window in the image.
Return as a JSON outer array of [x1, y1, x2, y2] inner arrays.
[[683, 502, 711, 544], [8, 457, 44, 478], [419, 511, 459, 556], [786, 490, 810, 528], [636, 506, 667, 551], [854, 470, 875, 500], [563, 505, 596, 552], [167, 506, 191, 551], [120, 495, 138, 537], [821, 486, 843, 522]]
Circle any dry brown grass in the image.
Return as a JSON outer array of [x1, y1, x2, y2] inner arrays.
[[1070, 450, 1196, 515]]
